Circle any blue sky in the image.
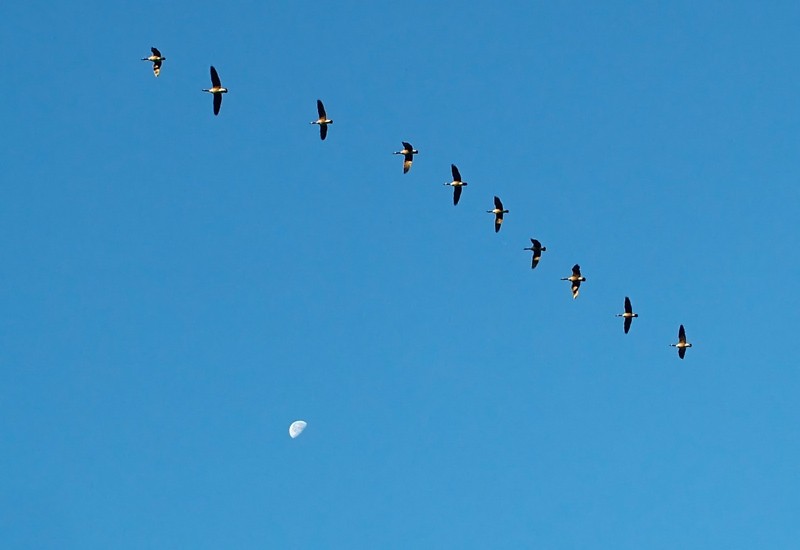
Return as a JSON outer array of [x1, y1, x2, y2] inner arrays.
[[2, 1, 800, 547]]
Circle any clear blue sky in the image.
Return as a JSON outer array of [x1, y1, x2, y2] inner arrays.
[[2, 1, 800, 547]]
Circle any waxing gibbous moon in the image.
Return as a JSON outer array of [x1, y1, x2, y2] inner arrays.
[[289, 420, 307, 439]]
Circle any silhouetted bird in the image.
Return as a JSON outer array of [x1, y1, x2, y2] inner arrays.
[[444, 164, 467, 205], [561, 264, 586, 299], [487, 196, 508, 232], [615, 296, 638, 334], [670, 324, 692, 358], [310, 100, 333, 140], [393, 142, 418, 173], [202, 66, 228, 116], [523, 239, 546, 269], [141, 47, 166, 77]]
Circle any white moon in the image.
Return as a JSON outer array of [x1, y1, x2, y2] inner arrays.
[[289, 420, 307, 438]]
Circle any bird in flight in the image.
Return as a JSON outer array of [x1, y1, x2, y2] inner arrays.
[[393, 142, 418, 173], [561, 264, 586, 299], [615, 296, 638, 334], [444, 164, 468, 205], [670, 324, 692, 359], [523, 239, 546, 269], [141, 47, 166, 77], [310, 99, 333, 140], [487, 196, 508, 232], [202, 66, 228, 116]]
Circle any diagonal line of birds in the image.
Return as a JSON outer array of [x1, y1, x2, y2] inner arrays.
[[140, 47, 693, 360]]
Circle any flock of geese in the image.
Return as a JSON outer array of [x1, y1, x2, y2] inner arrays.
[[141, 48, 694, 359]]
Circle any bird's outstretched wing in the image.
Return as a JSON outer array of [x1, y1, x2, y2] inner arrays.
[[678, 347, 686, 359], [210, 66, 221, 88], [572, 264, 581, 277], [317, 99, 326, 119], [494, 214, 503, 232], [451, 164, 461, 182], [213, 93, 222, 115], [320, 124, 328, 140], [402, 141, 413, 151], [454, 185, 463, 205], [624, 297, 632, 314], [624, 317, 632, 334], [151, 47, 162, 57], [678, 325, 686, 343], [153, 60, 162, 76], [494, 196, 503, 210], [403, 156, 413, 173]]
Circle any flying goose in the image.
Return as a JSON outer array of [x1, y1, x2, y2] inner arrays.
[[393, 142, 418, 173], [615, 297, 638, 334], [670, 325, 692, 359], [444, 164, 468, 205], [310, 99, 333, 140], [487, 196, 508, 232], [560, 264, 586, 299], [202, 66, 228, 116], [141, 47, 166, 77], [523, 239, 546, 269]]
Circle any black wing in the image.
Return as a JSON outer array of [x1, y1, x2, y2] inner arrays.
[[531, 253, 540, 269], [320, 124, 328, 140], [402, 141, 413, 151], [494, 196, 503, 210], [624, 297, 632, 314], [624, 316, 632, 334], [531, 239, 542, 251], [403, 155, 413, 173], [678, 347, 686, 359], [213, 93, 222, 115], [317, 99, 326, 119], [453, 185, 463, 206], [210, 66, 221, 88], [153, 60, 162, 76], [571, 280, 581, 298], [451, 164, 461, 182], [678, 324, 686, 343], [151, 47, 162, 57], [572, 264, 581, 277], [494, 213, 503, 232]]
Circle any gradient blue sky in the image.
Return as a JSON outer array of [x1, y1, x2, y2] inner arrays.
[[2, 1, 800, 548]]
